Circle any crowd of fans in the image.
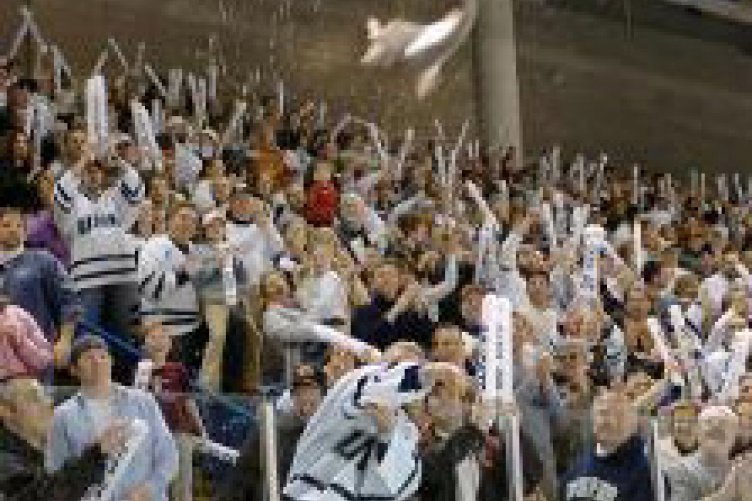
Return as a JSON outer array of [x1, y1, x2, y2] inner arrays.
[[0, 26, 752, 501]]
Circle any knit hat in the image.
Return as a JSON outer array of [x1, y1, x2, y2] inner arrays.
[[68, 335, 109, 367]]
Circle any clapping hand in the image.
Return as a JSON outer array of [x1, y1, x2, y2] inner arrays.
[[96, 419, 130, 457], [364, 402, 396, 436], [124, 485, 152, 501]]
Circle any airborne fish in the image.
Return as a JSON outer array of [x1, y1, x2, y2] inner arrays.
[[361, 0, 478, 98]]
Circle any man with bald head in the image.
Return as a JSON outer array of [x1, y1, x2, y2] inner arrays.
[[561, 388, 656, 501]]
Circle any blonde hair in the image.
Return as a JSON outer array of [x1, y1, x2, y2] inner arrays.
[[309, 227, 340, 250], [0, 378, 46, 410], [260, 271, 290, 309]]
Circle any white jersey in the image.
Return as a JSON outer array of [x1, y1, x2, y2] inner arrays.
[[53, 166, 144, 290], [138, 235, 200, 336], [226, 219, 284, 287], [295, 270, 350, 323], [284, 363, 426, 501]]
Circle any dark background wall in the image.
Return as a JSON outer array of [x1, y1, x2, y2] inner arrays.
[[2, 0, 752, 174]]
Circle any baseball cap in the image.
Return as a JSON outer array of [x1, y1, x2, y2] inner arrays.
[[68, 335, 109, 367]]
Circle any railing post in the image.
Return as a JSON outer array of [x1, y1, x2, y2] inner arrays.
[[472, 0, 523, 164], [261, 392, 281, 501]]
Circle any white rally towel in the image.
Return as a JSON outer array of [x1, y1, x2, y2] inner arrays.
[[174, 143, 203, 189], [86, 75, 109, 158], [284, 363, 427, 501], [361, 0, 478, 98], [130, 99, 162, 171]]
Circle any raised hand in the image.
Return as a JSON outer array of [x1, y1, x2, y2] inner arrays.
[[364, 402, 396, 436]]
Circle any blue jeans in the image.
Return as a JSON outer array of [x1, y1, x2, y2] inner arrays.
[[77, 282, 140, 383]]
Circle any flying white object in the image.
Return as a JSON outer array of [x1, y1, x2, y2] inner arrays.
[[361, 0, 478, 98]]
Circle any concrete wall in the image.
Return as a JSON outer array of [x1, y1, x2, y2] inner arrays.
[[2, 0, 752, 173], [516, 0, 752, 174], [0, 0, 475, 139]]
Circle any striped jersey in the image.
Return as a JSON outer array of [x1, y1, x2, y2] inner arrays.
[[53, 166, 144, 290], [284, 363, 426, 501], [138, 235, 200, 336]]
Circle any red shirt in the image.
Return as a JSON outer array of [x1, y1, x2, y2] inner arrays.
[[305, 181, 339, 227], [150, 362, 202, 435]]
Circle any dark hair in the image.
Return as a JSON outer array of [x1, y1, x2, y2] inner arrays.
[[0, 206, 23, 219], [15, 78, 38, 94], [155, 133, 175, 152], [641, 260, 661, 284], [291, 364, 325, 393], [5, 127, 28, 159], [433, 323, 462, 337]]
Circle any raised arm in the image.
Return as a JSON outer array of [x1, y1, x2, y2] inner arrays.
[[422, 253, 458, 305], [52, 159, 85, 237], [112, 160, 146, 231]]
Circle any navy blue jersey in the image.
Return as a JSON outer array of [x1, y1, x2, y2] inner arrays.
[[561, 435, 656, 501]]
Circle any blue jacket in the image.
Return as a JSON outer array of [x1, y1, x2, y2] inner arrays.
[[0, 250, 79, 341], [561, 435, 656, 501], [45, 385, 178, 501]]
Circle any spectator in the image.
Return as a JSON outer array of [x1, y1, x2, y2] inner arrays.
[[419, 367, 543, 501], [0, 207, 78, 358], [193, 210, 246, 389], [659, 401, 700, 465], [667, 406, 751, 501], [53, 140, 144, 379], [138, 203, 206, 375], [226, 192, 285, 288], [700, 251, 750, 320], [295, 230, 349, 325], [0, 129, 38, 211], [732, 397, 752, 458], [0, 298, 52, 382], [45, 335, 178, 501], [283, 361, 450, 501], [561, 388, 656, 501], [138, 320, 204, 501], [25, 169, 70, 266], [458, 283, 485, 339], [431, 323, 471, 372], [322, 343, 360, 388], [0, 377, 120, 501], [217, 365, 324, 501], [304, 161, 338, 227], [517, 268, 560, 353], [351, 260, 435, 351], [336, 193, 387, 256]]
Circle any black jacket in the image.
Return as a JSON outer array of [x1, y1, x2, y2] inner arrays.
[[351, 295, 435, 351], [217, 412, 307, 501], [419, 424, 543, 501], [0, 424, 106, 501]]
